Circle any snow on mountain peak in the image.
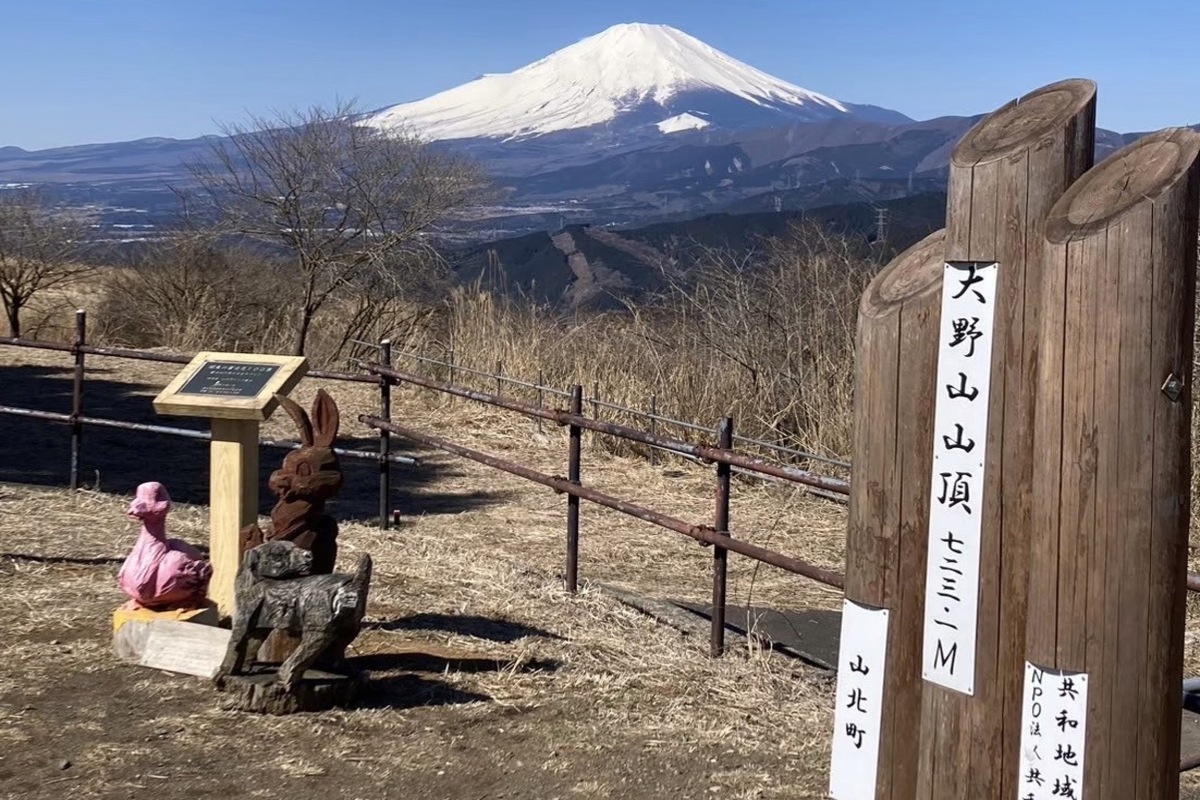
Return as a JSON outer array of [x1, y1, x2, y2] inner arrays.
[[369, 22, 851, 142], [657, 112, 711, 134]]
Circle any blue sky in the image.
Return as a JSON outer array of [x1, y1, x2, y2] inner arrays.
[[2, 0, 1197, 149]]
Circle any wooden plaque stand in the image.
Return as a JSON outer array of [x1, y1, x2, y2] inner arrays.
[[152, 351, 307, 618]]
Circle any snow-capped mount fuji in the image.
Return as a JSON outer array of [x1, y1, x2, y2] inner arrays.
[[368, 23, 909, 144]]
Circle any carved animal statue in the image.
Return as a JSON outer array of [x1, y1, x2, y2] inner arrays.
[[241, 389, 344, 574], [214, 539, 372, 690], [117, 481, 213, 609]]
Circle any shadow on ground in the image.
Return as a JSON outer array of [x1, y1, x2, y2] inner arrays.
[[0, 364, 511, 523], [352, 649, 561, 675], [367, 612, 565, 643], [352, 673, 493, 709], [346, 640, 560, 710]]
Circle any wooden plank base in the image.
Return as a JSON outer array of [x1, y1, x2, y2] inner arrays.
[[216, 665, 365, 715]]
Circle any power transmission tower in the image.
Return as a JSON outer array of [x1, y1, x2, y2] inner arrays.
[[873, 206, 889, 243]]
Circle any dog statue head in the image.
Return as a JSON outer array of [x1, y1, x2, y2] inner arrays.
[[242, 540, 315, 581]]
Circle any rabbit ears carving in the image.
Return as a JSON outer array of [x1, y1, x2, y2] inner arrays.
[[274, 389, 340, 448]]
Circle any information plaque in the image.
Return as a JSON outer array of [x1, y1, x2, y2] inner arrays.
[[153, 351, 308, 422], [177, 361, 282, 398]]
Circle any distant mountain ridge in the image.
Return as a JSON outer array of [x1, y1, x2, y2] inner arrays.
[[452, 193, 949, 310], [0, 23, 1195, 241]]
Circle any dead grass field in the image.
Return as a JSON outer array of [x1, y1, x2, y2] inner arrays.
[[0, 346, 851, 800], [5, 344, 1200, 798]]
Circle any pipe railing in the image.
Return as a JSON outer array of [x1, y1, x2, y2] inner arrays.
[[361, 362, 850, 495]]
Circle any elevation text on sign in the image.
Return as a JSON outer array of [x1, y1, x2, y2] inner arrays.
[[921, 260, 999, 696]]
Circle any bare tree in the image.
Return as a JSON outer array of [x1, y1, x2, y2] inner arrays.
[[186, 100, 491, 356], [639, 220, 876, 452], [0, 191, 90, 338]]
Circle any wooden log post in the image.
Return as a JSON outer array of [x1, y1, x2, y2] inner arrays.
[[841, 228, 946, 800], [914, 78, 1096, 800], [1025, 127, 1200, 800]]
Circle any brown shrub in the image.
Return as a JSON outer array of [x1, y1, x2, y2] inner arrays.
[[395, 221, 876, 461], [95, 234, 295, 352], [84, 221, 875, 464]]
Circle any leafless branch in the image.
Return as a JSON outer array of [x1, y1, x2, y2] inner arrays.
[[185, 99, 493, 355], [0, 190, 92, 337]]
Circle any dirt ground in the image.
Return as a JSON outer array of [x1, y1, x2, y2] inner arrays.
[[0, 346, 847, 800], [4, 345, 1200, 799]]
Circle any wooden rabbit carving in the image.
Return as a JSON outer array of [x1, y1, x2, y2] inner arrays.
[[241, 389, 344, 574]]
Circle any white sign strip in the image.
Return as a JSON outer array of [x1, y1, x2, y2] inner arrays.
[[921, 260, 999, 696], [1016, 663, 1088, 800], [829, 599, 890, 800]]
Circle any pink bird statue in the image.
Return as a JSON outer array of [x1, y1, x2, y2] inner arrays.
[[117, 482, 212, 610]]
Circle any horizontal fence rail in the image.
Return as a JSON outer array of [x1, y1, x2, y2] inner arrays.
[[361, 362, 850, 495], [361, 414, 845, 589], [4, 326, 1200, 607], [383, 347, 850, 470], [0, 405, 420, 466]]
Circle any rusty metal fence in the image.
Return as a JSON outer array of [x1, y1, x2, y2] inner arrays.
[[0, 312, 852, 657], [5, 315, 1200, 663], [0, 312, 419, 496], [368, 346, 852, 473]]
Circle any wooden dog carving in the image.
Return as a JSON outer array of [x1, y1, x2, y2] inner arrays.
[[214, 540, 371, 691]]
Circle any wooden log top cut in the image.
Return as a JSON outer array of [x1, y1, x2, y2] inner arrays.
[[952, 78, 1097, 167], [858, 228, 946, 320], [1046, 127, 1200, 242]]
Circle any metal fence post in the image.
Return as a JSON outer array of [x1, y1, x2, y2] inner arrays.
[[536, 369, 545, 433], [378, 338, 392, 530], [592, 381, 600, 420], [649, 393, 658, 466], [565, 384, 583, 593], [69, 309, 86, 491], [711, 417, 733, 657], [495, 360, 503, 397]]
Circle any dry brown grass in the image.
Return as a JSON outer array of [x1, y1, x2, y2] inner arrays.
[[51, 221, 870, 467], [0, 481, 841, 799], [416, 223, 870, 463], [0, 344, 850, 798], [8, 233, 1200, 794]]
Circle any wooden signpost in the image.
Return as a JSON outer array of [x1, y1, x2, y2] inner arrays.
[[917, 84, 1096, 800], [838, 229, 945, 800], [153, 351, 308, 617], [837, 79, 1096, 800], [837, 76, 1200, 800], [1025, 127, 1200, 800]]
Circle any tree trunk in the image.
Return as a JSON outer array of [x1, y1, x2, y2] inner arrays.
[[6, 300, 21, 338], [292, 306, 313, 356]]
